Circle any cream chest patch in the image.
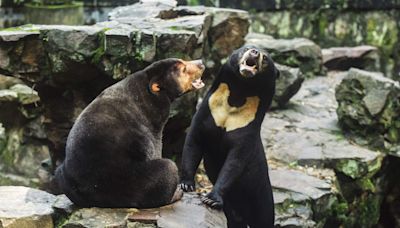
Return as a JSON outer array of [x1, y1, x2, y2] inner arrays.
[[208, 83, 260, 132]]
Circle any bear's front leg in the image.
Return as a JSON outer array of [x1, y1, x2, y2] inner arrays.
[[202, 145, 253, 209], [180, 127, 204, 192]]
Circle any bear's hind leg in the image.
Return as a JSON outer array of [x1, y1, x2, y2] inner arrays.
[[129, 158, 180, 208]]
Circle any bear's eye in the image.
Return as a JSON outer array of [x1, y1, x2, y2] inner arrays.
[[182, 66, 187, 73], [243, 47, 249, 52]]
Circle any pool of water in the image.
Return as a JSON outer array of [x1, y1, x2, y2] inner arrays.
[[0, 6, 115, 28]]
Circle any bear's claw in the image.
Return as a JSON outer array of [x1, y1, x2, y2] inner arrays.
[[201, 192, 223, 210]]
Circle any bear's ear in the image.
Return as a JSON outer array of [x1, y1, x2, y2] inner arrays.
[[151, 83, 161, 92]]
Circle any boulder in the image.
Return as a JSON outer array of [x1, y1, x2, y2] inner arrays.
[[0, 186, 57, 228], [336, 68, 400, 155], [272, 64, 304, 109], [271, 168, 337, 228], [245, 33, 323, 77], [0, 1, 250, 179], [0, 75, 47, 187], [261, 71, 385, 227], [322, 46, 380, 71]]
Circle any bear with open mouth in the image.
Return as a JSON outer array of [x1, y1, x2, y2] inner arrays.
[[54, 58, 205, 208], [180, 46, 279, 227]]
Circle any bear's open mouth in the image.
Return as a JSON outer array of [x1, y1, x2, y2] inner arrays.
[[192, 78, 204, 89], [239, 49, 260, 77]]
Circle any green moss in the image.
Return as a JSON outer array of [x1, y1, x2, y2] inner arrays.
[[356, 178, 375, 192], [24, 2, 83, 9], [357, 194, 380, 227], [335, 160, 361, 179], [0, 24, 39, 32], [91, 29, 108, 64]]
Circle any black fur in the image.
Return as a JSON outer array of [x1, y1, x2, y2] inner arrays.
[[55, 58, 203, 208], [180, 46, 279, 228]]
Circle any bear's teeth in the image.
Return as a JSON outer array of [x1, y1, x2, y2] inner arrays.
[[192, 79, 205, 89]]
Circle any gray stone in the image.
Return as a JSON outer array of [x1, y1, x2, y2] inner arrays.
[[271, 168, 337, 228], [245, 33, 323, 77], [322, 46, 380, 71], [9, 84, 40, 105], [157, 193, 227, 228], [62, 193, 226, 228], [53, 194, 75, 214], [64, 208, 137, 228], [0, 90, 17, 102], [336, 68, 400, 154], [271, 169, 332, 200], [0, 186, 56, 228], [261, 71, 385, 227], [272, 64, 304, 109]]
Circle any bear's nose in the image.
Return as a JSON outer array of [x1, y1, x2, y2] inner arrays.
[[250, 49, 259, 57]]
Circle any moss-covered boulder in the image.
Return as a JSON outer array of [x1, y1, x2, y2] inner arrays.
[[322, 46, 380, 71], [262, 71, 386, 227], [271, 168, 338, 227], [336, 68, 400, 155], [245, 33, 323, 77], [0, 74, 47, 187]]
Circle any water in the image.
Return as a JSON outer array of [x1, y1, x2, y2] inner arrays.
[[0, 6, 116, 28]]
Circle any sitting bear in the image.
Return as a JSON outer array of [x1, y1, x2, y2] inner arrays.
[[180, 46, 279, 227], [55, 58, 205, 208]]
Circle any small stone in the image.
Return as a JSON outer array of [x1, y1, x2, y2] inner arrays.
[[9, 84, 40, 105], [322, 46, 380, 71], [0, 90, 18, 102]]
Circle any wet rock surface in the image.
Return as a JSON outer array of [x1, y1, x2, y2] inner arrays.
[[336, 68, 400, 155], [245, 33, 323, 77]]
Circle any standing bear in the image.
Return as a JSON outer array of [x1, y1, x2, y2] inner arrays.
[[55, 58, 205, 208], [180, 46, 279, 228]]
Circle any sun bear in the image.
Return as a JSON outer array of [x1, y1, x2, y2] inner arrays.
[[54, 58, 205, 208], [180, 46, 279, 227]]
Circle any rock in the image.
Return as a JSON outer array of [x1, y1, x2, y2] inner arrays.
[[0, 186, 56, 228], [0, 187, 225, 228], [271, 168, 337, 228], [62, 193, 226, 228], [9, 84, 40, 105], [250, 10, 399, 80], [0, 90, 17, 103], [322, 46, 380, 71], [65, 208, 139, 228], [261, 71, 385, 227], [272, 64, 304, 109], [335, 68, 400, 154], [245, 33, 323, 77]]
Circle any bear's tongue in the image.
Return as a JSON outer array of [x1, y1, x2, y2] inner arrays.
[[192, 78, 205, 89]]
